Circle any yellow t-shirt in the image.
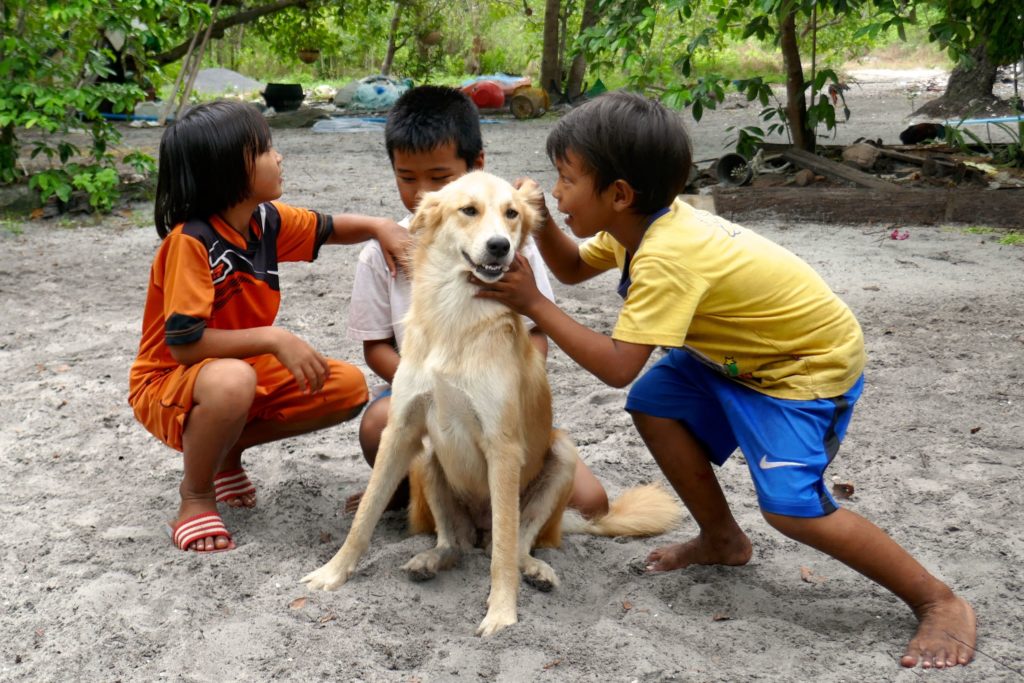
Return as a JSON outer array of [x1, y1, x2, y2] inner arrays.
[[579, 199, 865, 400]]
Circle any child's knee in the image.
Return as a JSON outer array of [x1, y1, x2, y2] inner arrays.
[[358, 397, 390, 464], [571, 459, 610, 519], [572, 484, 609, 519], [196, 359, 258, 409]]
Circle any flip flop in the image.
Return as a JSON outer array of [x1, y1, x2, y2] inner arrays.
[[165, 511, 236, 552], [213, 468, 257, 505]]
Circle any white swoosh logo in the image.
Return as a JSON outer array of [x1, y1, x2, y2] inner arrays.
[[759, 455, 807, 470]]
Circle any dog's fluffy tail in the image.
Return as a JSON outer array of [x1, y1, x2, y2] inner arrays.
[[562, 482, 684, 537]]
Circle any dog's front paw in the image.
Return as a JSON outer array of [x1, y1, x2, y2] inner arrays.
[[476, 606, 517, 637], [521, 556, 559, 592], [300, 562, 352, 591], [401, 547, 459, 582]]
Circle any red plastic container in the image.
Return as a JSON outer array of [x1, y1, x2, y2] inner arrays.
[[461, 80, 505, 109]]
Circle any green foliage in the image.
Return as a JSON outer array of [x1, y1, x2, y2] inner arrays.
[[0, 0, 192, 212], [250, 1, 346, 65], [944, 117, 1024, 168], [123, 150, 157, 177], [998, 233, 1024, 246], [925, 0, 1024, 66], [579, 0, 904, 154], [0, 217, 24, 235]]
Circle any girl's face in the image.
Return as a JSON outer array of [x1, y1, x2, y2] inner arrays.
[[551, 149, 614, 239], [250, 146, 284, 203]]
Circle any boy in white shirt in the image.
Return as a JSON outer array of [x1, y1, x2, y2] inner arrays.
[[345, 85, 609, 517]]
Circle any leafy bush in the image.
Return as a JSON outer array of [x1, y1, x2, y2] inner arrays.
[[0, 0, 196, 212]]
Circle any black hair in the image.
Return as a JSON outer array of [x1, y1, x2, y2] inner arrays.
[[385, 85, 482, 168], [154, 99, 272, 238], [546, 91, 692, 215]]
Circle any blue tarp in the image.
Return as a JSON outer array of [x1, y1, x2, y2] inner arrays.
[[460, 73, 529, 90], [311, 118, 386, 133], [343, 76, 412, 110], [946, 115, 1024, 126], [313, 116, 504, 133]]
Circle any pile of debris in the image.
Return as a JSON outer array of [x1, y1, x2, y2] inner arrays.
[[707, 141, 1024, 227], [736, 142, 1024, 192]]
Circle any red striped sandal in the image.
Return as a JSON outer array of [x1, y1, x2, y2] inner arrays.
[[166, 511, 236, 552], [214, 468, 257, 506]]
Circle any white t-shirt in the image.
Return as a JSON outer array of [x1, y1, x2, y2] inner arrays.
[[348, 215, 556, 352]]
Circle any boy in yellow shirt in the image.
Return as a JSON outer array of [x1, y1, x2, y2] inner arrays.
[[475, 91, 975, 670]]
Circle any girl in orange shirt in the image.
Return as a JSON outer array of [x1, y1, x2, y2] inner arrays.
[[130, 100, 410, 553]]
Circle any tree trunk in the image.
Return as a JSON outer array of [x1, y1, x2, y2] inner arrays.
[[540, 0, 561, 97], [380, 1, 403, 76], [779, 6, 811, 151], [565, 0, 598, 101], [0, 123, 16, 180], [914, 44, 999, 118]]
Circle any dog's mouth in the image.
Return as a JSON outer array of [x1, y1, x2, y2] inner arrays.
[[462, 250, 508, 282]]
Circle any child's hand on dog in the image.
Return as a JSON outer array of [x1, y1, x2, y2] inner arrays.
[[513, 177, 551, 226], [375, 219, 415, 277], [471, 253, 544, 315]]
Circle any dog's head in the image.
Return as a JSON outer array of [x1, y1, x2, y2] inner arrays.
[[409, 171, 541, 283]]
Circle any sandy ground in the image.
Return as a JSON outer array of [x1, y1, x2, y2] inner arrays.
[[2, 70, 1023, 682]]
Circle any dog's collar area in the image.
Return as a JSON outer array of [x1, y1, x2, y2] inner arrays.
[[462, 250, 508, 282]]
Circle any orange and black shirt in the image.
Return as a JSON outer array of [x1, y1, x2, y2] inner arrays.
[[129, 202, 332, 401]]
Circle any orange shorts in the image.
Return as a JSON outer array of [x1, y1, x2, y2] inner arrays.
[[130, 354, 368, 452]]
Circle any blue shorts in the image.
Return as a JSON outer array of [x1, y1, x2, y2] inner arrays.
[[625, 349, 864, 518], [369, 386, 392, 406]]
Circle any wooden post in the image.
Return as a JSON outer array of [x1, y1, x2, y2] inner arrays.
[[158, 0, 222, 125], [176, 0, 222, 121]]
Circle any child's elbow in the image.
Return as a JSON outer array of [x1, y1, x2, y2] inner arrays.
[[605, 369, 636, 389], [168, 343, 197, 366]]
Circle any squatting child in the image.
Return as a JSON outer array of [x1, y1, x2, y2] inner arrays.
[[129, 100, 410, 553], [474, 91, 975, 670], [345, 84, 609, 518]]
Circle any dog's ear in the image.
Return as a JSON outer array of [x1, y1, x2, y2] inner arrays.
[[409, 190, 444, 238], [513, 181, 543, 236]]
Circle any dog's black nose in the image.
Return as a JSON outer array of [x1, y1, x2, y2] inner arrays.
[[486, 237, 510, 258]]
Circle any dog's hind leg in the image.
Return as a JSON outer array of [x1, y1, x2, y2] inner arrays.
[[402, 453, 475, 581], [302, 395, 428, 591], [518, 430, 577, 591]]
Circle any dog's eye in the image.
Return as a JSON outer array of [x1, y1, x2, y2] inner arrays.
[[460, 206, 478, 217], [505, 208, 519, 220]]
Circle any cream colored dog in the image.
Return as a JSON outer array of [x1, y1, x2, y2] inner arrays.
[[302, 171, 681, 636]]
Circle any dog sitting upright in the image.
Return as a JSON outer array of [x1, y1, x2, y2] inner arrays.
[[302, 171, 681, 636]]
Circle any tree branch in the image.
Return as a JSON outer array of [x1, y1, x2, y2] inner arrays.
[[153, 0, 314, 65]]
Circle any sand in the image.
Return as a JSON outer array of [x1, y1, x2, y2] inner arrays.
[[1, 70, 1022, 682]]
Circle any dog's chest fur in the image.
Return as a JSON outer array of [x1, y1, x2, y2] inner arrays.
[[396, 275, 533, 501]]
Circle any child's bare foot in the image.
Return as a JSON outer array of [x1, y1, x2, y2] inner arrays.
[[343, 490, 364, 515], [343, 488, 408, 515], [900, 595, 976, 668], [214, 468, 257, 508], [343, 479, 411, 515], [223, 491, 256, 508], [645, 531, 753, 572]]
